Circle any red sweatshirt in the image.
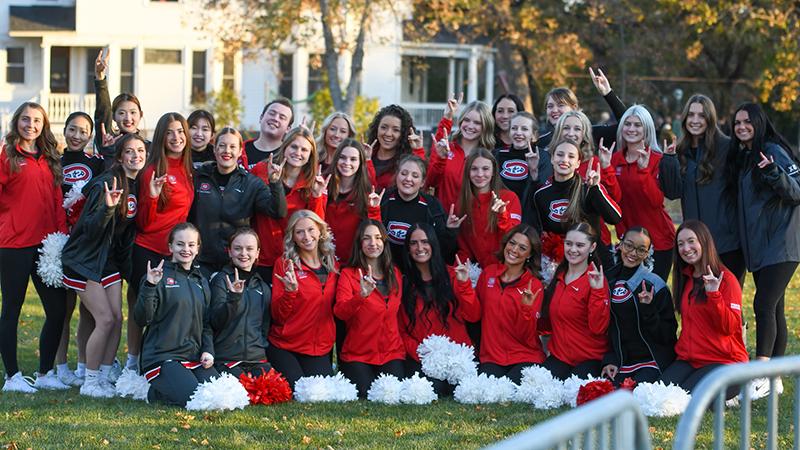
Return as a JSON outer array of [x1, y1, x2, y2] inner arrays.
[[426, 117, 465, 210], [542, 269, 610, 366], [0, 147, 67, 248], [334, 267, 405, 365], [456, 190, 521, 268], [251, 162, 326, 268], [327, 194, 381, 263], [135, 158, 194, 255], [475, 264, 546, 365], [269, 257, 339, 356], [674, 267, 748, 368], [398, 268, 480, 362], [578, 156, 621, 245], [611, 149, 675, 251]]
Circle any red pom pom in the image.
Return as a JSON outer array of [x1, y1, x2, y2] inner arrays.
[[576, 379, 615, 406], [238, 368, 292, 405], [541, 232, 565, 262], [620, 377, 637, 391]]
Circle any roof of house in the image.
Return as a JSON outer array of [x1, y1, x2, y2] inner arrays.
[[9, 6, 77, 32]]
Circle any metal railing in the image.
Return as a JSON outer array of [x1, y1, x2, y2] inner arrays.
[[673, 355, 800, 450], [484, 391, 652, 450]]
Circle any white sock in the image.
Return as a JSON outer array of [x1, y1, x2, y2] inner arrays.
[[85, 369, 100, 382], [126, 354, 139, 370], [56, 363, 70, 375], [76, 362, 86, 377], [99, 364, 112, 379]]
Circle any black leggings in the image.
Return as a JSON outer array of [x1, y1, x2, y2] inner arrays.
[[339, 359, 405, 398], [405, 359, 455, 396], [0, 246, 67, 375], [719, 248, 747, 287], [479, 362, 538, 384], [129, 245, 167, 297], [542, 355, 602, 381], [752, 262, 798, 358], [215, 361, 272, 378], [652, 248, 673, 281], [266, 345, 332, 389], [147, 361, 219, 407], [661, 360, 737, 400]]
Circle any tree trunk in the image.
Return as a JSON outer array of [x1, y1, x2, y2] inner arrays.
[[518, 50, 540, 115], [319, 0, 344, 111], [343, 4, 370, 114]]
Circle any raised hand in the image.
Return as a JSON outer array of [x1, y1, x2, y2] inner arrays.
[[103, 177, 123, 207], [701, 265, 723, 293], [275, 260, 299, 292], [299, 115, 316, 135], [446, 203, 467, 229], [587, 262, 604, 289], [454, 254, 470, 282], [200, 352, 214, 369], [149, 171, 168, 198], [368, 186, 385, 208], [585, 160, 601, 187], [490, 191, 509, 214], [663, 136, 677, 155], [95, 48, 109, 80], [757, 152, 775, 170], [601, 364, 619, 381], [589, 67, 612, 96], [100, 123, 122, 148], [435, 135, 450, 159], [636, 146, 651, 170], [444, 92, 464, 120], [517, 279, 542, 306], [361, 136, 377, 160], [267, 153, 285, 183], [225, 268, 245, 294], [408, 127, 424, 150], [358, 266, 377, 298], [525, 143, 540, 176], [598, 137, 615, 169], [146, 259, 165, 285], [311, 168, 331, 198], [637, 280, 655, 304]]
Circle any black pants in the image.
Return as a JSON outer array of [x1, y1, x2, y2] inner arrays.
[[652, 248, 673, 281], [479, 362, 538, 384], [216, 361, 272, 378], [405, 359, 455, 396], [147, 361, 219, 407], [719, 248, 747, 287], [266, 345, 332, 389], [0, 246, 67, 375], [752, 262, 798, 358], [542, 355, 602, 381], [339, 359, 405, 398], [613, 367, 661, 385], [661, 360, 738, 400]]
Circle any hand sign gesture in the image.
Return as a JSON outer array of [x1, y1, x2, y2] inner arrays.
[[95, 48, 109, 81], [368, 186, 385, 208], [490, 191, 509, 214], [311, 168, 331, 198], [146, 259, 165, 285], [702, 265, 723, 293], [636, 146, 651, 170], [435, 136, 450, 159], [454, 255, 470, 282], [100, 123, 122, 148], [585, 160, 602, 187], [299, 115, 316, 135], [525, 143, 539, 175], [601, 364, 619, 381], [361, 136, 377, 160], [408, 127, 424, 150], [275, 260, 298, 292], [225, 268, 245, 294], [103, 177, 124, 208], [267, 153, 285, 183], [637, 280, 655, 304], [517, 280, 542, 306], [757, 152, 775, 170], [587, 262, 604, 289], [663, 136, 677, 155], [149, 171, 168, 198], [589, 67, 612, 96], [358, 266, 377, 298], [598, 138, 615, 169], [446, 204, 467, 229], [444, 92, 464, 120]]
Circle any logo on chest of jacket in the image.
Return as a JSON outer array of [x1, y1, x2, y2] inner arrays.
[[487, 277, 496, 288], [199, 182, 211, 193], [165, 277, 179, 288], [296, 270, 308, 279], [126, 194, 137, 219], [386, 221, 410, 244], [548, 199, 569, 221], [63, 163, 92, 185], [447, 150, 455, 160], [500, 160, 529, 180], [168, 175, 177, 184], [611, 281, 632, 303]]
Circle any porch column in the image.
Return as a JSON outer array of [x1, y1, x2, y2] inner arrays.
[[447, 58, 455, 96], [467, 47, 478, 103], [183, 45, 192, 110], [106, 44, 122, 98], [484, 52, 494, 103], [40, 40, 51, 109]]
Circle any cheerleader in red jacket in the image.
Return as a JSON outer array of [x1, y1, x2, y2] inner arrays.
[[325, 139, 382, 263], [335, 220, 405, 397], [475, 224, 545, 383], [316, 112, 356, 173], [399, 222, 479, 394], [661, 220, 747, 398], [540, 222, 610, 380], [269, 210, 338, 388], [251, 127, 329, 281], [364, 105, 425, 191], [0, 102, 69, 393], [453, 149, 521, 269]]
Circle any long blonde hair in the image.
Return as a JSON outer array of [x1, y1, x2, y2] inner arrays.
[[452, 101, 495, 149], [315, 112, 356, 164], [283, 209, 337, 273]]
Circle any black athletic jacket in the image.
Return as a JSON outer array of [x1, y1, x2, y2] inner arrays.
[[494, 145, 552, 202]]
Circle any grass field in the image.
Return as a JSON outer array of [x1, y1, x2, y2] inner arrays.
[[1, 273, 799, 449]]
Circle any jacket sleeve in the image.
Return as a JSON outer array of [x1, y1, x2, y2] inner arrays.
[[638, 162, 666, 208], [367, 203, 381, 221], [209, 272, 241, 332], [658, 153, 683, 200], [270, 258, 298, 323], [261, 281, 272, 343], [307, 192, 327, 220], [452, 271, 480, 322], [585, 184, 623, 225], [600, 160, 622, 202], [135, 166, 161, 232], [534, 149, 553, 189], [602, 319, 622, 367], [496, 191, 522, 234], [201, 279, 215, 356], [253, 176, 288, 218], [74, 179, 116, 237], [134, 279, 161, 327], [333, 268, 366, 321], [637, 282, 678, 347], [588, 279, 611, 335], [703, 271, 744, 336], [760, 144, 800, 205], [429, 196, 458, 264]]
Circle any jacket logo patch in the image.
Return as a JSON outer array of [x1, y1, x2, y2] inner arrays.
[[730, 303, 741, 311], [63, 163, 92, 184], [611, 281, 632, 303], [487, 277, 496, 288], [500, 160, 529, 180], [615, 167, 623, 176], [296, 270, 308, 279], [168, 175, 177, 184], [199, 182, 211, 193], [447, 150, 455, 160], [165, 277, 179, 288], [126, 194, 137, 219], [548, 199, 569, 221], [787, 164, 799, 176], [387, 221, 410, 245]]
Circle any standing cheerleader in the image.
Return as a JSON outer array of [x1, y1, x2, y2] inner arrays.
[[0, 102, 68, 392], [492, 94, 525, 150], [725, 103, 800, 388], [188, 110, 216, 167], [243, 98, 294, 169], [364, 105, 425, 191], [661, 220, 747, 398], [209, 228, 273, 377], [62, 134, 146, 397], [316, 112, 356, 173], [335, 220, 405, 398], [127, 112, 194, 372], [601, 227, 677, 384], [134, 223, 218, 406], [475, 224, 545, 383], [611, 105, 675, 280], [269, 210, 338, 388], [539, 222, 610, 380]]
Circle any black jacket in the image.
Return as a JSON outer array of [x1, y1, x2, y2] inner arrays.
[[189, 162, 287, 269], [134, 262, 213, 371], [209, 266, 271, 362], [61, 172, 138, 281], [494, 146, 552, 202]]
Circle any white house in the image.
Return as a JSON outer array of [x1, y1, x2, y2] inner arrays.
[[0, 0, 495, 139]]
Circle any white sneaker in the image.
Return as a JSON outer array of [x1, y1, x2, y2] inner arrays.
[[775, 377, 784, 395], [57, 369, 83, 387], [108, 360, 123, 383], [34, 370, 71, 390], [79, 378, 115, 398], [751, 377, 771, 400], [2, 372, 38, 394]]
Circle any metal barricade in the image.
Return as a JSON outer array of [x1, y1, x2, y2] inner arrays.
[[484, 391, 652, 450], [673, 355, 800, 450]]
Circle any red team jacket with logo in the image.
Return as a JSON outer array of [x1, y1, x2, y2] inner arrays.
[[135, 158, 194, 255], [456, 190, 522, 268], [327, 194, 381, 263]]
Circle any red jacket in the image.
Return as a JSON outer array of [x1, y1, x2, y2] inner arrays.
[[135, 158, 194, 255], [542, 269, 610, 366], [398, 268, 480, 362], [334, 267, 405, 364], [0, 147, 67, 248], [269, 257, 339, 356], [674, 267, 748, 367], [578, 157, 621, 245], [251, 162, 326, 268], [426, 117, 464, 210], [327, 195, 381, 263], [475, 264, 545, 365], [457, 190, 521, 268], [611, 149, 675, 251]]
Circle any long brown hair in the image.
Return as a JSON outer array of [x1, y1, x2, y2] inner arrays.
[[277, 127, 318, 201], [496, 224, 542, 279], [672, 220, 723, 312], [347, 219, 398, 293], [3, 102, 61, 185], [109, 133, 146, 219], [457, 148, 506, 233], [551, 137, 586, 226], [145, 112, 193, 210], [676, 94, 723, 185], [325, 138, 372, 216]]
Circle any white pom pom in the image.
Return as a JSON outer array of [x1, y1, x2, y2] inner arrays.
[[468, 261, 482, 288], [294, 374, 358, 403], [62, 180, 87, 210], [367, 374, 403, 404], [37, 232, 69, 288], [515, 366, 564, 409], [115, 368, 149, 401], [185, 373, 250, 411], [417, 335, 477, 385], [454, 374, 517, 404], [633, 381, 691, 417], [399, 373, 437, 405], [540, 255, 559, 286]]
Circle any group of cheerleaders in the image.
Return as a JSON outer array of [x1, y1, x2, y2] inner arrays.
[[1, 54, 798, 407]]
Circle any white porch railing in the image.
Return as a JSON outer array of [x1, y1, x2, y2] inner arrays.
[[47, 93, 96, 125], [405, 102, 446, 131]]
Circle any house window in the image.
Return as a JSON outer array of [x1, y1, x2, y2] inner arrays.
[[120, 49, 135, 93], [50, 47, 70, 93], [6, 47, 24, 84], [144, 49, 181, 64], [222, 52, 234, 90], [191, 51, 206, 103], [86, 47, 102, 92], [400, 56, 449, 103], [307, 54, 325, 96], [278, 53, 293, 99]]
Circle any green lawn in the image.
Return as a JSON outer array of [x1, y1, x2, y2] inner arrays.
[[1, 273, 799, 449]]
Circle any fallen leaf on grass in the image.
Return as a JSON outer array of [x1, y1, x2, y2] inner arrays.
[[181, 424, 191, 430], [200, 438, 209, 446], [302, 436, 312, 444], [394, 430, 405, 438], [170, 428, 178, 433]]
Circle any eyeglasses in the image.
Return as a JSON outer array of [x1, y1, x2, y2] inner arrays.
[[621, 240, 649, 257]]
